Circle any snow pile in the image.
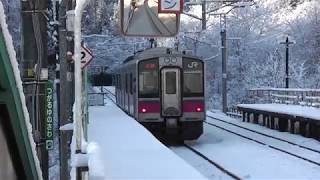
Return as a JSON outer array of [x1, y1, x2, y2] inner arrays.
[[59, 122, 74, 131], [0, 1, 43, 179], [87, 142, 105, 180]]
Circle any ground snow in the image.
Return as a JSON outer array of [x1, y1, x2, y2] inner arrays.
[[238, 103, 320, 120], [88, 87, 206, 179]]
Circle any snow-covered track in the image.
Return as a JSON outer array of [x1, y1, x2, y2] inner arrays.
[[183, 144, 241, 180], [207, 115, 320, 154], [206, 116, 320, 167]]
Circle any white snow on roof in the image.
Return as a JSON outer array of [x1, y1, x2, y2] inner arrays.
[[250, 87, 320, 92], [237, 103, 320, 120], [88, 88, 206, 179], [0, 2, 43, 179]]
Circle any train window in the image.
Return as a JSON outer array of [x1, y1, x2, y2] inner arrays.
[[125, 74, 128, 93], [130, 74, 133, 94], [133, 77, 136, 93], [119, 75, 122, 89], [183, 58, 204, 97], [184, 72, 203, 96], [166, 72, 176, 94], [138, 59, 159, 98]]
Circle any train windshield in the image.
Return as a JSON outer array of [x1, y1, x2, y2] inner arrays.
[[138, 59, 159, 98], [183, 58, 204, 97], [166, 72, 177, 94]]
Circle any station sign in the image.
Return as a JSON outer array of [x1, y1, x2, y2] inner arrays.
[[158, 0, 183, 13], [45, 80, 54, 150]]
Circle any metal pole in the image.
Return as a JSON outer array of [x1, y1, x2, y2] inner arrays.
[[285, 37, 289, 88], [219, 14, 228, 113], [280, 36, 294, 89], [202, 0, 206, 30], [221, 29, 227, 113], [58, 0, 71, 179]]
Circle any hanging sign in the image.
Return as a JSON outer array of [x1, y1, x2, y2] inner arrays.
[[45, 80, 54, 150], [158, 0, 183, 13]]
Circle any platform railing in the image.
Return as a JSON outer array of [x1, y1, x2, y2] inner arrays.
[[247, 88, 320, 108]]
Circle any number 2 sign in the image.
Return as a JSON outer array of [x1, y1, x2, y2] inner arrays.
[[158, 0, 183, 13]]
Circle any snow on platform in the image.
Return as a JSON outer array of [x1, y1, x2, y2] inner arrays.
[[88, 93, 206, 179], [202, 111, 320, 179], [238, 103, 320, 120]]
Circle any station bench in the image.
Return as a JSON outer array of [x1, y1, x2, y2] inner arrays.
[[237, 104, 320, 141]]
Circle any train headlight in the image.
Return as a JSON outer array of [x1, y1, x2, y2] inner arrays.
[[196, 107, 202, 112], [142, 108, 147, 113], [164, 57, 170, 64]]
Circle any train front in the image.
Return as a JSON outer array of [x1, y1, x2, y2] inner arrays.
[[137, 52, 205, 140]]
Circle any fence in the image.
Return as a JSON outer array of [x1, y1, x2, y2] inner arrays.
[[88, 87, 106, 106], [247, 88, 320, 108]]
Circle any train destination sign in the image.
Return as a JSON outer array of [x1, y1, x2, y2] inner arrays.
[[45, 80, 54, 150]]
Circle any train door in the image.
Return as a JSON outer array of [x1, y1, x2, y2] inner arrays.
[[161, 68, 181, 117]]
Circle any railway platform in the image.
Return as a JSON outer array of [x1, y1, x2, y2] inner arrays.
[[237, 103, 320, 140], [87, 87, 206, 179]]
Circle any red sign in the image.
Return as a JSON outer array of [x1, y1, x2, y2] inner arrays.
[[145, 63, 156, 69]]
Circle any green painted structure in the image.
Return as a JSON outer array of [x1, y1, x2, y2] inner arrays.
[[0, 27, 41, 179]]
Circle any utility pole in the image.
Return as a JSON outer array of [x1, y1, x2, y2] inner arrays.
[[220, 14, 227, 113], [280, 36, 294, 88], [202, 0, 206, 30], [59, 0, 75, 179]]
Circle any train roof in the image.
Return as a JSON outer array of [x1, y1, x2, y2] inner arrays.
[[122, 47, 202, 64]]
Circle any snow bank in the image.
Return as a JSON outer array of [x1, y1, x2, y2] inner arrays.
[[87, 142, 105, 180], [238, 103, 320, 120], [0, 2, 43, 179]]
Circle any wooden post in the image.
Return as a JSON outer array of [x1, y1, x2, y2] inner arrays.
[[289, 120, 295, 133], [262, 115, 266, 126], [309, 122, 319, 139], [266, 116, 269, 127], [253, 113, 258, 124], [278, 118, 288, 132], [242, 111, 246, 122], [270, 117, 275, 129], [299, 121, 307, 137]]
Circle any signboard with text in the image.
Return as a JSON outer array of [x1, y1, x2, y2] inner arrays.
[[45, 81, 54, 150]]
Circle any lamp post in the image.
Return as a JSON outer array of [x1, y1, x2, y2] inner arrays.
[[280, 36, 294, 88]]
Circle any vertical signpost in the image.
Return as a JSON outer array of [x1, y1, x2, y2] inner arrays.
[[45, 80, 54, 150]]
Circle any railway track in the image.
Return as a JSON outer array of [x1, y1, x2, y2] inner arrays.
[[207, 115, 320, 154], [206, 115, 320, 167], [183, 144, 242, 180], [104, 88, 241, 179], [103, 88, 320, 174]]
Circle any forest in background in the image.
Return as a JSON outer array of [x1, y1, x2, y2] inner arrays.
[[2, 0, 319, 109]]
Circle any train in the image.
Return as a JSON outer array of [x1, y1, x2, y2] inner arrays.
[[114, 47, 205, 141]]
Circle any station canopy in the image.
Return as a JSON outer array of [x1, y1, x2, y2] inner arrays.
[[119, 0, 181, 37]]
